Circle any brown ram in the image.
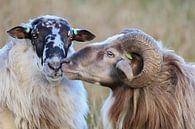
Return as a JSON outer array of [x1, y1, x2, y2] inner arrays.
[[62, 28, 195, 129]]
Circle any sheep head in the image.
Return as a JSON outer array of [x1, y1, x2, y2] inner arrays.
[[62, 28, 162, 88], [7, 15, 95, 82]]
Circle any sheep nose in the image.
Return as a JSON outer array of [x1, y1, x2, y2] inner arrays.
[[48, 61, 62, 72]]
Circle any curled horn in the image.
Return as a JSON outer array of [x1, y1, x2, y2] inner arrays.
[[117, 29, 162, 88]]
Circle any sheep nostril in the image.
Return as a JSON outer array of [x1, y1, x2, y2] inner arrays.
[[48, 62, 61, 71]]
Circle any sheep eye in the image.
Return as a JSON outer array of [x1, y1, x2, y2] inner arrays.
[[106, 50, 115, 58]]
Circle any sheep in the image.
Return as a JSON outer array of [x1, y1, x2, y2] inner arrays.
[[62, 28, 195, 129], [0, 15, 95, 129]]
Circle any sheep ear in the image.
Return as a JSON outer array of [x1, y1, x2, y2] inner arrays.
[[7, 26, 31, 39], [115, 59, 134, 83], [72, 29, 96, 42]]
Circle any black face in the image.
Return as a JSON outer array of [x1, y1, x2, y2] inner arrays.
[[29, 17, 75, 81], [7, 15, 96, 81], [30, 17, 73, 62]]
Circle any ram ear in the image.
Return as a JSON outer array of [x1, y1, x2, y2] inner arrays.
[[7, 26, 31, 39], [115, 59, 134, 83], [72, 29, 96, 42]]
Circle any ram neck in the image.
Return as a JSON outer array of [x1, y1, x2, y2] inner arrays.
[[106, 82, 189, 129]]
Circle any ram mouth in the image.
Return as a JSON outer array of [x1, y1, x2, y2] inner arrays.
[[63, 69, 80, 78], [63, 69, 79, 75], [63, 69, 100, 83]]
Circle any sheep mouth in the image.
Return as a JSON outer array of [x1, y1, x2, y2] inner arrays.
[[45, 73, 63, 82], [47, 75, 62, 81]]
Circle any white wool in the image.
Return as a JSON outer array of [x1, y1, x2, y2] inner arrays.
[[0, 38, 88, 129]]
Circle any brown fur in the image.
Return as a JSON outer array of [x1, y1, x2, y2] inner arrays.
[[109, 50, 195, 129], [62, 29, 195, 129]]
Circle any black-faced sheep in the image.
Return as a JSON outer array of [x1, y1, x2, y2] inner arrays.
[[0, 15, 95, 129], [62, 28, 195, 129]]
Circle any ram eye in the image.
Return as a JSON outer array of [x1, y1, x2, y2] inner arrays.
[[106, 50, 115, 58]]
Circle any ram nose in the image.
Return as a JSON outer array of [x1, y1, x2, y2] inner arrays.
[[61, 59, 74, 71], [61, 59, 71, 64]]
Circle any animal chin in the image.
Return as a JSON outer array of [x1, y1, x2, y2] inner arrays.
[[46, 74, 63, 82], [42, 66, 62, 81], [44, 70, 63, 82], [63, 68, 101, 83]]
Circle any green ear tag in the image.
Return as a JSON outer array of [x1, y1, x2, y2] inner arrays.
[[25, 28, 31, 33], [73, 29, 78, 35], [124, 51, 132, 60]]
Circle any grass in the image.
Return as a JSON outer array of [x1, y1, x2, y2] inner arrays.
[[0, 0, 194, 128]]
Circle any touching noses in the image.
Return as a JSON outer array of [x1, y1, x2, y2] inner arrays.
[[61, 58, 71, 64]]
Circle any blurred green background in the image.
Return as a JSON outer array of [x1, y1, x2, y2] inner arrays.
[[0, 0, 194, 128]]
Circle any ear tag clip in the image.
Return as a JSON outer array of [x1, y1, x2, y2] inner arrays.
[[25, 28, 31, 33], [124, 51, 132, 60], [73, 29, 78, 35]]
